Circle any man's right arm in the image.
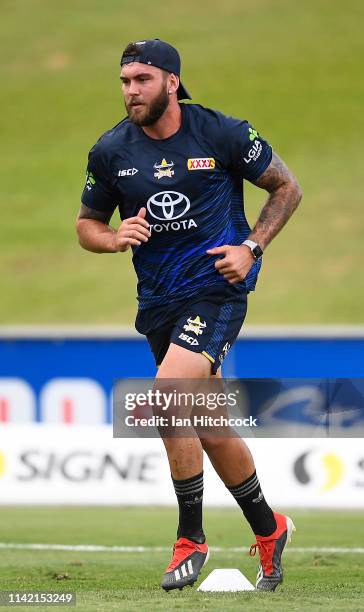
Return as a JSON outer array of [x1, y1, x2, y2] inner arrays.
[[76, 204, 118, 253], [76, 204, 150, 253]]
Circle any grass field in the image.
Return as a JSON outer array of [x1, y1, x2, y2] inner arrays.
[[0, 507, 363, 610], [1, 0, 364, 324]]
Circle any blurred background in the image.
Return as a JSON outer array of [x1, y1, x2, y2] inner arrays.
[[1, 0, 363, 324], [0, 1, 363, 606]]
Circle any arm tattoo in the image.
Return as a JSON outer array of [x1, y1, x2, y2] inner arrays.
[[254, 152, 291, 192], [249, 152, 302, 249], [77, 203, 114, 224]]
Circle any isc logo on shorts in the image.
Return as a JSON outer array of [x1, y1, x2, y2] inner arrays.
[[187, 158, 215, 170], [178, 332, 199, 346]]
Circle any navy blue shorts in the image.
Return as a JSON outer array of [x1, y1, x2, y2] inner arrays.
[[135, 285, 248, 374]]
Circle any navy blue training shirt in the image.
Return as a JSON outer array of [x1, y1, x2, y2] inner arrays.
[[81, 104, 272, 310]]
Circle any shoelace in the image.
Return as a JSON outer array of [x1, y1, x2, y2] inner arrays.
[[249, 543, 259, 557], [249, 540, 274, 573]]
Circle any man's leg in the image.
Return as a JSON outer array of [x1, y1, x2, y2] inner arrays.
[[200, 369, 294, 591], [157, 344, 276, 542], [158, 344, 210, 591], [205, 369, 256, 484], [201, 369, 276, 536], [200, 436, 277, 537], [156, 344, 209, 481]]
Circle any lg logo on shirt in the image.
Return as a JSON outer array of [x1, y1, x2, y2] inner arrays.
[[243, 140, 262, 164]]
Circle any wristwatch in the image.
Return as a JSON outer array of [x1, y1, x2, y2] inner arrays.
[[242, 240, 263, 261]]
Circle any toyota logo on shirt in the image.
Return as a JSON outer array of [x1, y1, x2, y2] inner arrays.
[[147, 191, 190, 221]]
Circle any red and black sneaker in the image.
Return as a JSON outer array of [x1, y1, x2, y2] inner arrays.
[[161, 537, 209, 591], [249, 512, 295, 591]]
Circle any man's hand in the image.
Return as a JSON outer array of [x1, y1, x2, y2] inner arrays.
[[115, 207, 150, 252], [206, 245, 255, 284]]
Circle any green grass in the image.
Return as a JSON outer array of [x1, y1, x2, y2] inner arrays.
[[0, 507, 363, 610], [1, 0, 364, 324]]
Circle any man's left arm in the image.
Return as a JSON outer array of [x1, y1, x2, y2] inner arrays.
[[248, 151, 302, 249], [207, 152, 302, 284]]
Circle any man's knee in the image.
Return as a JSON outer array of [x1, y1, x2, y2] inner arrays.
[[200, 436, 228, 453]]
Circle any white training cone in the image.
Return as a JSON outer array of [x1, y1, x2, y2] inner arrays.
[[197, 568, 255, 592]]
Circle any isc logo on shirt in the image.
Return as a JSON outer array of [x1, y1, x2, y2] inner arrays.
[[187, 158, 215, 170], [118, 168, 138, 177]]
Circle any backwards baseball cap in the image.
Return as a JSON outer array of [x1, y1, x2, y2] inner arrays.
[[120, 39, 191, 100]]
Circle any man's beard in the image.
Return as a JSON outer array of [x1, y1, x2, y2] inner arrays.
[[125, 87, 169, 126]]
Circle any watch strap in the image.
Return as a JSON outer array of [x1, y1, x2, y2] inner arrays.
[[242, 239, 263, 260]]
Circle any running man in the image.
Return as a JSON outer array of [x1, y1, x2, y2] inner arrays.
[[77, 39, 302, 592]]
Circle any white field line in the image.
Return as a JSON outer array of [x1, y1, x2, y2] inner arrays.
[[0, 543, 364, 554]]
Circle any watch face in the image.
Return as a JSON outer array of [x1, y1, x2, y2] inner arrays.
[[252, 245, 263, 260]]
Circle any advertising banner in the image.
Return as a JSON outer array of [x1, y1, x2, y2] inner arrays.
[[0, 425, 363, 508], [1, 331, 364, 425]]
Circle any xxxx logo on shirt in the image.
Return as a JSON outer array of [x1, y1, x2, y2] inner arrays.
[[187, 158, 215, 170]]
